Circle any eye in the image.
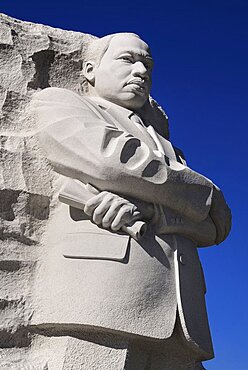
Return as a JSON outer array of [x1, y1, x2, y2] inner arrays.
[[144, 61, 153, 71], [143, 57, 154, 71], [119, 55, 133, 63], [144, 63, 152, 71]]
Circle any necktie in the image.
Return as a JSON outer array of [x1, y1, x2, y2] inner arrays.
[[130, 113, 167, 154], [130, 113, 146, 128], [130, 113, 185, 170]]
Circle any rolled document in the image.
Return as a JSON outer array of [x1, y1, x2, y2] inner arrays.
[[58, 179, 147, 241]]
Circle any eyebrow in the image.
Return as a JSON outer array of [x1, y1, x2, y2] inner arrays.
[[115, 49, 153, 61], [114, 49, 154, 65]]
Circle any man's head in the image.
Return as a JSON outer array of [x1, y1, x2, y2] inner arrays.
[[82, 33, 153, 110]]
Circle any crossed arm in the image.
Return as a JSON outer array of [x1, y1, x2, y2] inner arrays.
[[31, 87, 231, 245]]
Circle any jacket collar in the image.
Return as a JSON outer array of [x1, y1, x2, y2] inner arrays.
[[89, 97, 177, 161], [89, 97, 157, 148]]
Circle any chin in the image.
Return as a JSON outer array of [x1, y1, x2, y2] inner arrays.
[[118, 93, 148, 110], [126, 99, 147, 110]]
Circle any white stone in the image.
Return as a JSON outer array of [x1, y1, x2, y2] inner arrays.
[[0, 15, 231, 369]]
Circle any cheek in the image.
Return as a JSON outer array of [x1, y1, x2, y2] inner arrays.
[[112, 64, 132, 79], [95, 64, 132, 93]]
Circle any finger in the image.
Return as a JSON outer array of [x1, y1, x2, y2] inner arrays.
[[101, 201, 123, 229], [129, 211, 143, 223], [111, 205, 141, 231], [84, 192, 107, 216], [92, 195, 114, 225], [110, 205, 132, 231]]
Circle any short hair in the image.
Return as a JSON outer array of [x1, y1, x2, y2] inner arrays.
[[80, 33, 141, 94]]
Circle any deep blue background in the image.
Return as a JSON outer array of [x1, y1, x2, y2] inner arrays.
[[1, 1, 247, 368]]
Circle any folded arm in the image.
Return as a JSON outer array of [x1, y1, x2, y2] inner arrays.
[[30, 87, 231, 243], [31, 87, 214, 222]]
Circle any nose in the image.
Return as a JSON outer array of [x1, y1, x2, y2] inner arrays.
[[132, 61, 149, 79]]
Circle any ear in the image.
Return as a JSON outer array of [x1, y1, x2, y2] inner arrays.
[[83, 61, 96, 85]]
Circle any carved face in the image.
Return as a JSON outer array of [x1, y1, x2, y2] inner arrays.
[[90, 35, 153, 110]]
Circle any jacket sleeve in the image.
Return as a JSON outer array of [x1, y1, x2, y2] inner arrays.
[[30, 87, 213, 223]]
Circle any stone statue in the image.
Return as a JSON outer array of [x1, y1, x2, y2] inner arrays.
[[30, 33, 231, 369]]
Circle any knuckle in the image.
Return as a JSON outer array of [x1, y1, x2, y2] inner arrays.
[[112, 199, 120, 207], [122, 207, 132, 217], [122, 204, 131, 211], [105, 193, 113, 202]]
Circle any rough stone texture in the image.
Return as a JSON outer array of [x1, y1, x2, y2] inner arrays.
[[0, 13, 96, 368], [0, 14, 174, 369], [0, 14, 230, 369]]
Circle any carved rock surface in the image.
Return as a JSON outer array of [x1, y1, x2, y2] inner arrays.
[[0, 13, 95, 367], [0, 14, 172, 368]]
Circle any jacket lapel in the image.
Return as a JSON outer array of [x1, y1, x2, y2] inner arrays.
[[105, 104, 158, 150], [88, 97, 178, 159]]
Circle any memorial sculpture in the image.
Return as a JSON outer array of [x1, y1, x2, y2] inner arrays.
[[29, 33, 231, 369], [0, 19, 231, 368]]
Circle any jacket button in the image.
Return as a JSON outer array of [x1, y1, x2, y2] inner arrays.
[[179, 254, 186, 265]]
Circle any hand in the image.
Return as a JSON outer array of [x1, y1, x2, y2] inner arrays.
[[209, 186, 232, 244], [84, 191, 142, 231]]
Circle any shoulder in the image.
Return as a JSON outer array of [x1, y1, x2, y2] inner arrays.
[[30, 88, 112, 131], [31, 87, 95, 109]]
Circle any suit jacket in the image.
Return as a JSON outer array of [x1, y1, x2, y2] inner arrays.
[[30, 87, 215, 359]]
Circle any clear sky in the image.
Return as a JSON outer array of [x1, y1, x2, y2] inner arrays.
[[1, 1, 247, 368]]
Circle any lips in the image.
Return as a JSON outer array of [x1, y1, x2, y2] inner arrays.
[[126, 79, 146, 88], [125, 79, 149, 95]]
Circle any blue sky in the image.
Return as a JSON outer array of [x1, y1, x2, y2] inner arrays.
[[1, 1, 247, 368]]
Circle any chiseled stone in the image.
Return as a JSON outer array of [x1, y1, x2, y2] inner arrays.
[[0, 14, 231, 369], [0, 12, 94, 368]]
